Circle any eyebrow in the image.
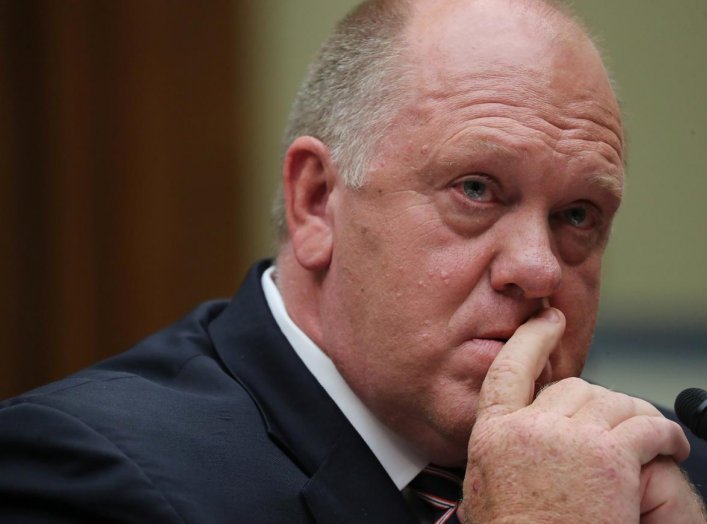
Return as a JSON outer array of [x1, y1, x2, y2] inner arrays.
[[434, 136, 625, 199], [587, 172, 624, 200], [434, 138, 518, 168]]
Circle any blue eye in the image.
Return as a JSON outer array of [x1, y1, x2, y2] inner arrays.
[[564, 206, 589, 228], [461, 179, 492, 202]]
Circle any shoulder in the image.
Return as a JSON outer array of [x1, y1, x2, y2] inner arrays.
[[2, 298, 242, 432], [0, 295, 311, 522], [0, 400, 186, 522]]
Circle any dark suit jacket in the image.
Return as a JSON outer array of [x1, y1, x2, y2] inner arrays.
[[0, 261, 705, 522], [0, 261, 416, 523]]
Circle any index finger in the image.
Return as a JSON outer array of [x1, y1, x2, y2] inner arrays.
[[476, 307, 566, 420]]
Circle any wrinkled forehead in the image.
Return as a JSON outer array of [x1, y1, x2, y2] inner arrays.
[[400, 0, 623, 151]]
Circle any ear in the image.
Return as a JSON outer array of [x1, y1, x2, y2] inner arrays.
[[282, 136, 338, 271]]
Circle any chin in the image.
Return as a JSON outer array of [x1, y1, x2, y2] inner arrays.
[[424, 438, 470, 468], [420, 414, 478, 467]]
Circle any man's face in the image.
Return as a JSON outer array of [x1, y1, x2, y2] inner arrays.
[[317, 2, 624, 465]]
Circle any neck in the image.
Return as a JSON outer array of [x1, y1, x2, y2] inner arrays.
[[273, 245, 327, 351]]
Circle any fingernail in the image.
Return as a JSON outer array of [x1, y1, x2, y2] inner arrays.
[[538, 307, 560, 322]]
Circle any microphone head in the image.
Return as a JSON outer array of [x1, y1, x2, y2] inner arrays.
[[675, 387, 707, 440]]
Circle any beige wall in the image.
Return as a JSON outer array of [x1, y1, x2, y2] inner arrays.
[[578, 1, 707, 326], [247, 0, 707, 328], [243, 1, 357, 260]]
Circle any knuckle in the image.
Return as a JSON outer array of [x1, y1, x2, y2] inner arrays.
[[558, 376, 588, 390], [632, 397, 662, 416], [540, 376, 587, 396], [645, 414, 677, 436], [476, 400, 508, 420], [488, 356, 526, 381]]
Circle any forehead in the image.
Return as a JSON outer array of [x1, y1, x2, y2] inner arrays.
[[386, 0, 624, 166], [406, 4, 617, 104], [409, 0, 568, 68]]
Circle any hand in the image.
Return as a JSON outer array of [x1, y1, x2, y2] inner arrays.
[[640, 456, 707, 524], [457, 307, 703, 523]]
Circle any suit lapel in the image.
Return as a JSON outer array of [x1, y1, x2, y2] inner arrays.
[[302, 427, 417, 523], [208, 261, 417, 523]]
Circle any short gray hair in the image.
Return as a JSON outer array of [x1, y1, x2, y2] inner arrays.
[[272, 0, 413, 241]]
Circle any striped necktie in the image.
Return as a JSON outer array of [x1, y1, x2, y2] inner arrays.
[[408, 464, 464, 524]]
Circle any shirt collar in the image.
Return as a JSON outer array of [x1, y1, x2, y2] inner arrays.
[[261, 266, 427, 490]]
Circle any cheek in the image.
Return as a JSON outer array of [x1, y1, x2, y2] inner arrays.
[[552, 263, 602, 377], [339, 202, 468, 300]]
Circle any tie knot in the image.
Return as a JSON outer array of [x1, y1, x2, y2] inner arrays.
[[408, 465, 463, 523]]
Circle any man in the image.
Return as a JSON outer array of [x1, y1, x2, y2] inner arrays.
[[1, 0, 705, 522]]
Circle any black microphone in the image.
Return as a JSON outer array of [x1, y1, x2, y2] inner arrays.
[[675, 388, 707, 441]]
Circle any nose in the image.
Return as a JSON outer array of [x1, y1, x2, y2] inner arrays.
[[489, 217, 562, 300]]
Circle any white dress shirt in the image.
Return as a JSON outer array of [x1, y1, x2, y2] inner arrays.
[[261, 266, 427, 490]]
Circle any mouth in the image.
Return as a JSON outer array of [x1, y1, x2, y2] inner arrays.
[[466, 337, 508, 353], [461, 336, 553, 386], [475, 331, 514, 344]]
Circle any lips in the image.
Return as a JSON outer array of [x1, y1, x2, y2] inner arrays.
[[466, 337, 507, 354], [460, 306, 541, 347], [460, 325, 519, 357], [473, 330, 515, 344], [456, 323, 517, 355]]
